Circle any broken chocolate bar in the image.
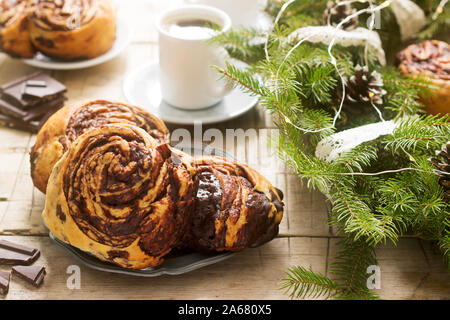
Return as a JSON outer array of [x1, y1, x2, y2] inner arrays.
[[22, 96, 65, 122], [12, 265, 46, 287], [1, 72, 66, 109], [0, 270, 11, 295], [0, 239, 40, 265], [0, 98, 28, 119], [0, 240, 38, 255], [0, 72, 67, 133], [0, 113, 40, 133]]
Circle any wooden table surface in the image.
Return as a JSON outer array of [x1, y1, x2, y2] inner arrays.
[[0, 0, 449, 300]]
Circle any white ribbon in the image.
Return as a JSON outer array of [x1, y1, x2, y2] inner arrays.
[[315, 120, 400, 162], [287, 26, 386, 65], [390, 0, 426, 41]]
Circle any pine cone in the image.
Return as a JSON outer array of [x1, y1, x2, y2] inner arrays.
[[323, 1, 358, 30], [339, 65, 387, 106], [430, 142, 450, 202]]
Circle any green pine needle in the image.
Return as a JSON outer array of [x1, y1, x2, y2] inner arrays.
[[280, 266, 341, 300]]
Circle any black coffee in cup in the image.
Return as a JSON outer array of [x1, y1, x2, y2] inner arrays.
[[162, 18, 221, 40]]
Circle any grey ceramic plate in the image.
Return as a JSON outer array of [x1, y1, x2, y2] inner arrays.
[[123, 60, 259, 125], [46, 146, 237, 277], [49, 232, 236, 277]]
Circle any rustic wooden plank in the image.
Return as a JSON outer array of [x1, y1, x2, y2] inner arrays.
[[284, 174, 331, 237], [1, 235, 447, 300], [0, 153, 26, 201], [0, 127, 30, 153], [328, 238, 450, 300], [0, 235, 327, 300]]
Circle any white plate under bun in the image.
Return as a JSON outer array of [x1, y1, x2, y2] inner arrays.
[[22, 15, 131, 70]]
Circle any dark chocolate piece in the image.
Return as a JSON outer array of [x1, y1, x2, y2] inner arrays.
[[0, 98, 28, 119], [0, 113, 39, 133], [12, 265, 46, 287], [26, 80, 47, 87], [0, 240, 40, 265], [22, 96, 65, 122], [0, 270, 11, 295], [0, 240, 37, 255], [1, 72, 66, 108]]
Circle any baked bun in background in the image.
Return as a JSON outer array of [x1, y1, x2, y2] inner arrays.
[[42, 124, 196, 269], [30, 100, 170, 194], [397, 40, 450, 115], [28, 0, 116, 60], [0, 0, 36, 58], [185, 156, 284, 252]]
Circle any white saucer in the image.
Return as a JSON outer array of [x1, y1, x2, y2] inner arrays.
[[123, 61, 259, 125], [22, 15, 131, 70]]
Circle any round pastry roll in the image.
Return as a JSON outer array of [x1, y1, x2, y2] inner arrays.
[[186, 156, 284, 252], [42, 124, 196, 269], [30, 100, 170, 194], [0, 0, 36, 58], [27, 0, 116, 60], [397, 40, 450, 115]]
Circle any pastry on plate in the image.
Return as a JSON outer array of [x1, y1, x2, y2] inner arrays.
[[42, 124, 196, 269], [185, 156, 284, 252], [397, 40, 450, 115], [27, 0, 116, 60], [0, 0, 36, 58], [30, 100, 170, 194]]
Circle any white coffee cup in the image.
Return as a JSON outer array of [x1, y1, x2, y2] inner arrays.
[[184, 0, 267, 28], [156, 5, 233, 110]]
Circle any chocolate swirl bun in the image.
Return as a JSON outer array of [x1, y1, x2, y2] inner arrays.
[[397, 40, 450, 115], [0, 0, 36, 58], [185, 156, 284, 252], [42, 124, 196, 269], [31, 100, 170, 194], [28, 0, 116, 60]]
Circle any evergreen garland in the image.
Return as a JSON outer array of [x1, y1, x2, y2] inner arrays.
[[213, 0, 450, 299]]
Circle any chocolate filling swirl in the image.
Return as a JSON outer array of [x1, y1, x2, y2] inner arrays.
[[66, 101, 170, 145], [61, 125, 193, 257], [397, 40, 450, 81], [29, 0, 98, 31], [0, 0, 27, 29]]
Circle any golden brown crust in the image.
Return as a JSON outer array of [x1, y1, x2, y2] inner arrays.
[[30, 100, 170, 194], [397, 40, 450, 115], [42, 124, 196, 269], [0, 0, 36, 58], [184, 155, 284, 252], [28, 0, 116, 60]]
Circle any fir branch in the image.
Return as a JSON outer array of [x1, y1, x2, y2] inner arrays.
[[329, 182, 399, 245], [330, 238, 380, 300], [334, 143, 379, 173], [280, 266, 342, 299], [440, 216, 450, 268], [210, 28, 267, 64], [280, 239, 381, 300], [214, 62, 269, 97], [384, 115, 450, 154], [218, 0, 450, 300]]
